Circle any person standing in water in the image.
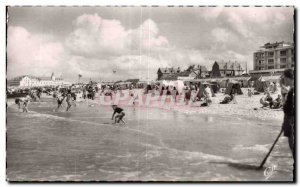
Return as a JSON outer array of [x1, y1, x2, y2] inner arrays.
[[66, 90, 72, 111], [111, 105, 126, 124], [23, 99, 29, 113], [56, 95, 65, 110], [15, 98, 22, 109]]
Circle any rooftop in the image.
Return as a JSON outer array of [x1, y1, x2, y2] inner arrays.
[[259, 41, 293, 50]]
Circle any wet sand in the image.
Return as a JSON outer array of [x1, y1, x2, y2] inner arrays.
[[6, 90, 293, 181]]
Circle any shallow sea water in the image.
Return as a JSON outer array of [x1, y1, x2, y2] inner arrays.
[[6, 96, 294, 181]]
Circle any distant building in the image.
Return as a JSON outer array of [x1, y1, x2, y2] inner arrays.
[[157, 67, 188, 80], [157, 65, 209, 80], [210, 61, 244, 77], [7, 75, 35, 87], [249, 69, 286, 76], [187, 65, 209, 78], [7, 73, 65, 87], [157, 67, 181, 80], [253, 41, 294, 71]]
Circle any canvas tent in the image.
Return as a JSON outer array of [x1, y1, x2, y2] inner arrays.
[[254, 76, 270, 92], [225, 80, 243, 95], [196, 83, 216, 99], [217, 79, 229, 88], [207, 80, 220, 93]]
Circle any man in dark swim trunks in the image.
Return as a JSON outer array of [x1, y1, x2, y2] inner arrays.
[[111, 105, 125, 124], [66, 90, 72, 111], [56, 95, 65, 110], [15, 98, 22, 109]]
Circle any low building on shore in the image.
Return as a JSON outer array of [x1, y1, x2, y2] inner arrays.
[[7, 73, 65, 88]]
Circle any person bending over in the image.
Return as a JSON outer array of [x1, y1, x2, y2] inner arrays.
[[111, 105, 126, 124]]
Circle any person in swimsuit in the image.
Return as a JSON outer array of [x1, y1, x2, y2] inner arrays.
[[111, 105, 126, 124], [66, 90, 72, 111], [23, 99, 29, 113], [57, 95, 65, 110]]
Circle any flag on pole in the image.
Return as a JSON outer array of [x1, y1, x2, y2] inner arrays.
[[78, 74, 82, 78]]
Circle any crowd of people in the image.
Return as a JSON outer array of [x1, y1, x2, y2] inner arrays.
[[10, 69, 295, 164]]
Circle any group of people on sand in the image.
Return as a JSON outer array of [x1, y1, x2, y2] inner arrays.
[[260, 92, 282, 109]]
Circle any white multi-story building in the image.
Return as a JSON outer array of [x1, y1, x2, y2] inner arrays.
[[7, 75, 38, 87], [7, 73, 65, 87], [253, 41, 294, 71]]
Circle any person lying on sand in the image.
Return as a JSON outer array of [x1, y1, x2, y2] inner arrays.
[[220, 93, 236, 104]]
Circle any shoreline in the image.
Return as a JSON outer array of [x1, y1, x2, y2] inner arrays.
[[6, 88, 284, 122]]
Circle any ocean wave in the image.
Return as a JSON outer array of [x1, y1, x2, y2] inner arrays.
[[232, 144, 270, 152]]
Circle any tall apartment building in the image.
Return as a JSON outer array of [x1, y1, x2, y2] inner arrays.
[[253, 41, 294, 70]]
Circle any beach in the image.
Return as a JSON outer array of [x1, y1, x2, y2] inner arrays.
[[6, 89, 293, 181]]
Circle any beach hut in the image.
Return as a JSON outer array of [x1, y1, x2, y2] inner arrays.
[[207, 79, 220, 93], [225, 80, 243, 95], [196, 82, 216, 99], [254, 76, 270, 92], [236, 76, 251, 88]]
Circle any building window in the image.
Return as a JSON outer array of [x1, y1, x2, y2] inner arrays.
[[268, 59, 274, 64], [280, 58, 286, 63], [268, 52, 274, 57], [268, 66, 274, 69], [280, 50, 287, 56], [280, 65, 286, 69]]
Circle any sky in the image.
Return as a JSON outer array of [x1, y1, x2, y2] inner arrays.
[[7, 6, 294, 82]]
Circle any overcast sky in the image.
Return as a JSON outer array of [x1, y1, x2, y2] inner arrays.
[[7, 6, 294, 81]]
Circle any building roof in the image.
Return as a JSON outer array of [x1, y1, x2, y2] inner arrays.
[[192, 65, 208, 72], [39, 77, 52, 81], [261, 41, 293, 49], [10, 75, 40, 81], [177, 70, 191, 76], [216, 61, 243, 71], [158, 67, 181, 74]]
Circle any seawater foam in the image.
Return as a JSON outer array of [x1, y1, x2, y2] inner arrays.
[[140, 142, 238, 164], [233, 144, 270, 153]]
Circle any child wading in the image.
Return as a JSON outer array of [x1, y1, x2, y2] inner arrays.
[[66, 90, 72, 111], [111, 105, 126, 124], [23, 99, 29, 113]]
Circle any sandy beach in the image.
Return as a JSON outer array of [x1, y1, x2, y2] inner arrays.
[[6, 88, 293, 181]]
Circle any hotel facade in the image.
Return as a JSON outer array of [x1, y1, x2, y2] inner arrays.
[[253, 41, 294, 71]]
